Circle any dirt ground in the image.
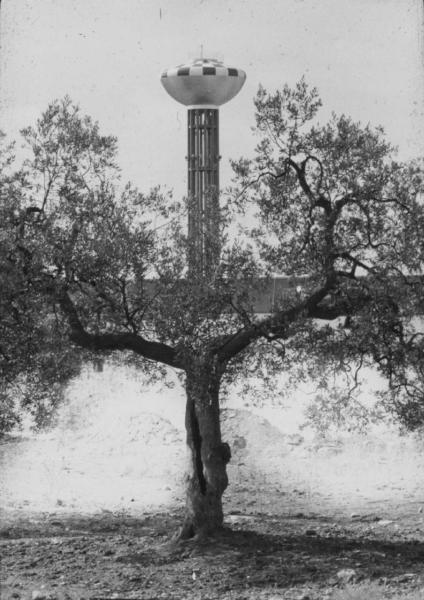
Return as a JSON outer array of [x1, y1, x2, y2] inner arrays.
[[1, 371, 424, 599]]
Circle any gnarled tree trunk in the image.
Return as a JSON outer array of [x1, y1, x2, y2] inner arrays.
[[179, 357, 231, 539]]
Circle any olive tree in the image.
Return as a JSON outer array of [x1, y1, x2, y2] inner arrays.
[[3, 85, 424, 538]]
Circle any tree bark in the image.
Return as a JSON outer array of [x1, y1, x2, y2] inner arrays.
[[179, 357, 231, 539]]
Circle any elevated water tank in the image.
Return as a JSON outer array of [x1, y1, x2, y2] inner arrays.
[[161, 57, 246, 108]]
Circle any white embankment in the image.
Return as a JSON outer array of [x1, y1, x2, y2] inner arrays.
[[1, 363, 423, 517]]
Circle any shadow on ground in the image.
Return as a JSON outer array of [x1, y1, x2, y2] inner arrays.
[[1, 510, 423, 599]]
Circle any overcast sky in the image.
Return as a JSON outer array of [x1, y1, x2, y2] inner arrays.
[[1, 0, 423, 200]]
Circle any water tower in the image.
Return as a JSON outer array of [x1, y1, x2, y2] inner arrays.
[[161, 57, 246, 276]]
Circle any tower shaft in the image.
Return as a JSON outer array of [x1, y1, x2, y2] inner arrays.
[[187, 108, 220, 276]]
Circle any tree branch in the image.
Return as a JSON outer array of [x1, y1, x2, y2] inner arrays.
[[58, 290, 182, 369], [217, 281, 328, 361], [216, 277, 373, 363], [234, 155, 331, 214]]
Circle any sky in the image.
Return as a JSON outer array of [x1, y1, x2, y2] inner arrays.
[[1, 0, 423, 201]]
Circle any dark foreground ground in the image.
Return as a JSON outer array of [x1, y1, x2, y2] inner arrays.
[[1, 505, 424, 600]]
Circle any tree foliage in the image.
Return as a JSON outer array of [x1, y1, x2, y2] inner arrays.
[[231, 79, 424, 430], [0, 129, 86, 433]]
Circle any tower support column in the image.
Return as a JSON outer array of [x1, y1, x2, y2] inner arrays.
[[187, 108, 220, 277]]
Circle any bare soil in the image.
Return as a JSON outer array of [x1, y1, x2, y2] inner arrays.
[[1, 498, 424, 599]]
